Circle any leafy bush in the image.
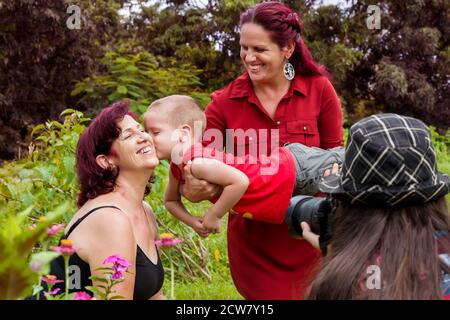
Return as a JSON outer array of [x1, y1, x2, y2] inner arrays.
[[71, 51, 211, 114], [0, 110, 87, 222], [0, 203, 68, 299], [430, 127, 450, 176]]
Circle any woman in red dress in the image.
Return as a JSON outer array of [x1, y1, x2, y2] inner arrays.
[[181, 1, 344, 299]]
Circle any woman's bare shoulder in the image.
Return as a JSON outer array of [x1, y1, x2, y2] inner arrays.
[[69, 200, 131, 237], [142, 201, 157, 224]]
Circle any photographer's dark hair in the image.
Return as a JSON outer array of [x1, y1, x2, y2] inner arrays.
[[307, 197, 450, 299], [76, 100, 152, 207]]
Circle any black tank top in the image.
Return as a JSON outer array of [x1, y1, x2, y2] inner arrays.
[[47, 206, 164, 300]]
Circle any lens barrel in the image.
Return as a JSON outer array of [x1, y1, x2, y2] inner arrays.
[[285, 195, 333, 239]]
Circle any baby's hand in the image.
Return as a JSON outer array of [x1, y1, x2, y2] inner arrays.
[[202, 214, 221, 234], [189, 216, 209, 238]]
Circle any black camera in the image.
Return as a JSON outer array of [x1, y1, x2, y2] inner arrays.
[[285, 195, 335, 245]]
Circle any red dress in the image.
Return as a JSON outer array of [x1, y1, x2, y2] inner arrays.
[[203, 72, 344, 299]]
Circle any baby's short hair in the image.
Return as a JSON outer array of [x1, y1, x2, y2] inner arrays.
[[146, 95, 206, 132]]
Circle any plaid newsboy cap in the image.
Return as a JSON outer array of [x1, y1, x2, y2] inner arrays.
[[319, 113, 450, 206]]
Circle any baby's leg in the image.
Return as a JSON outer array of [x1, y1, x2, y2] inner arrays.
[[284, 144, 345, 195]]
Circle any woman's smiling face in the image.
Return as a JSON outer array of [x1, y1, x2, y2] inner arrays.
[[239, 23, 290, 84], [111, 115, 159, 171]]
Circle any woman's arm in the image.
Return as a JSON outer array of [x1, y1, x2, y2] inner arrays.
[[85, 209, 136, 300]]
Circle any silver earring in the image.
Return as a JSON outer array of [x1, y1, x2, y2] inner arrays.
[[283, 62, 295, 81]]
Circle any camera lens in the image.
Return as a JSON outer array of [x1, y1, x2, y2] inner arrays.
[[285, 195, 333, 239]]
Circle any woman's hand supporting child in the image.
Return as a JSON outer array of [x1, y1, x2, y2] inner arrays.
[[185, 158, 249, 234], [180, 161, 222, 203]]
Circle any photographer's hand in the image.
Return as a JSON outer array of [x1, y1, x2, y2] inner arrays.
[[301, 163, 339, 250], [301, 222, 320, 249]]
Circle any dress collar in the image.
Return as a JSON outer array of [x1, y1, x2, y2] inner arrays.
[[228, 72, 309, 99]]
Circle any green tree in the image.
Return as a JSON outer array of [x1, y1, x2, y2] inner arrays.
[[71, 51, 208, 114], [342, 0, 450, 130], [126, 0, 249, 89], [0, 0, 123, 160]]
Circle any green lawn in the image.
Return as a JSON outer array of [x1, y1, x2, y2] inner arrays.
[[164, 270, 243, 300]]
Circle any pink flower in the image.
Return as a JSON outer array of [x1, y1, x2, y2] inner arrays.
[[47, 224, 64, 236], [112, 271, 124, 280], [155, 233, 182, 247], [74, 291, 92, 300], [103, 254, 131, 280], [44, 288, 60, 297], [42, 275, 64, 284], [50, 239, 78, 255], [103, 255, 131, 268]]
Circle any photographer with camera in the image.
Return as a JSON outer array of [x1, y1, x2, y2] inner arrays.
[[285, 113, 450, 299]]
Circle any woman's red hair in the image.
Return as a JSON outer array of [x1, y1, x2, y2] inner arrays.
[[240, 1, 328, 77], [75, 100, 137, 207]]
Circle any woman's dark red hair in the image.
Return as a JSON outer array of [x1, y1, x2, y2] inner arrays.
[[75, 100, 138, 207], [240, 1, 328, 77]]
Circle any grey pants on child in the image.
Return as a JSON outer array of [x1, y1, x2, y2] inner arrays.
[[284, 143, 345, 196]]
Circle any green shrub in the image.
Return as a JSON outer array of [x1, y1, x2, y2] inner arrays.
[[71, 51, 210, 114]]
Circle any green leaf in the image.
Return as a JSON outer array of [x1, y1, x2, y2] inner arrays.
[[29, 251, 61, 275], [0, 183, 12, 199], [116, 85, 128, 94], [17, 206, 33, 220], [0, 263, 38, 300], [37, 167, 51, 182], [20, 192, 33, 207], [60, 109, 78, 116], [114, 57, 128, 64], [93, 267, 114, 272], [49, 121, 64, 130], [18, 169, 33, 179], [70, 85, 86, 96], [32, 284, 44, 296], [125, 65, 139, 72], [31, 124, 45, 137], [89, 276, 109, 284], [62, 156, 75, 175], [85, 286, 106, 299]]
